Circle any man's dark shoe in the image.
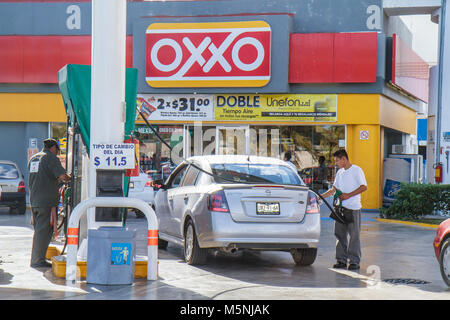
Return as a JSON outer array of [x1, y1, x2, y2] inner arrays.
[[31, 261, 52, 268], [332, 262, 347, 269], [348, 264, 360, 271]]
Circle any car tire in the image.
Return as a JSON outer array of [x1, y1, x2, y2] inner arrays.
[[290, 248, 317, 266], [439, 238, 450, 287], [158, 238, 168, 250], [17, 200, 26, 215], [135, 210, 145, 219], [184, 220, 207, 265], [9, 200, 26, 215]]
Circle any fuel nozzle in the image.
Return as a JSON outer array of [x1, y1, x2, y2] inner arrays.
[[333, 189, 343, 207]]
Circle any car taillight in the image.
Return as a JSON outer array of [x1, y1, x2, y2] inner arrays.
[[145, 181, 152, 187], [18, 181, 26, 193], [306, 191, 320, 214], [207, 190, 229, 213]]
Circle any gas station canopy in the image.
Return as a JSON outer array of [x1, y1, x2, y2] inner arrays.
[[58, 64, 138, 155]]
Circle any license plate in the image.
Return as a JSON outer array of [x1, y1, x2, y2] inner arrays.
[[256, 202, 280, 215]]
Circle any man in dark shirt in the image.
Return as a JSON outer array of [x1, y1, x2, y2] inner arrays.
[[317, 156, 329, 190], [28, 138, 71, 268]]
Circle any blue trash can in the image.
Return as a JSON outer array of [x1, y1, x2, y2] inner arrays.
[[87, 227, 136, 285]]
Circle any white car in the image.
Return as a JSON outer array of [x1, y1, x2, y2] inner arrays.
[[154, 155, 321, 265], [127, 172, 155, 217], [0, 160, 27, 214]]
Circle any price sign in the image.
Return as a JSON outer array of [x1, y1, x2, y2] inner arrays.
[[92, 143, 135, 170], [137, 94, 214, 121]]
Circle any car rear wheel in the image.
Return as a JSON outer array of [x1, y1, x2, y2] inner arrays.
[[158, 238, 168, 250], [134, 209, 145, 219], [17, 200, 26, 214], [9, 200, 26, 215], [290, 248, 317, 266], [184, 220, 207, 265], [440, 238, 450, 287]]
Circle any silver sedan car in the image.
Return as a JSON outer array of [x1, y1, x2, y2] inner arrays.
[[0, 160, 26, 214], [154, 155, 321, 265]]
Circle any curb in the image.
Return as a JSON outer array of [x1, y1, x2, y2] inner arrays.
[[374, 218, 439, 229]]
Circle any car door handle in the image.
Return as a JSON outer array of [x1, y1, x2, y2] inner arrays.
[[183, 194, 188, 201]]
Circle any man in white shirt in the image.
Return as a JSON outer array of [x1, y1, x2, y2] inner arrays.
[[321, 149, 367, 271]]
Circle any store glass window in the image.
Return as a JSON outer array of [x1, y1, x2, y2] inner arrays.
[[50, 122, 68, 168], [185, 125, 216, 157], [135, 125, 183, 179], [249, 126, 280, 158], [279, 125, 345, 191]]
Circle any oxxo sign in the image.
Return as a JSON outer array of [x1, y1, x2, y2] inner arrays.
[[146, 21, 271, 88]]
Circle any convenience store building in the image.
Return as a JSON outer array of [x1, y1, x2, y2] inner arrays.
[[0, 0, 429, 209]]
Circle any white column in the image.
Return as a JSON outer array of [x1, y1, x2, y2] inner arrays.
[[88, 0, 127, 229], [437, 0, 450, 184]]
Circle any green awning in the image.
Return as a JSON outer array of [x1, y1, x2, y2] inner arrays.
[[58, 64, 138, 155]]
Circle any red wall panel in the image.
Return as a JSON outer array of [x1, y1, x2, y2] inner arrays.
[[0, 35, 134, 83], [289, 32, 378, 83], [333, 32, 377, 83], [392, 34, 429, 103], [289, 33, 334, 83], [0, 36, 23, 82], [126, 36, 133, 68], [23, 36, 62, 83], [60, 36, 92, 67]]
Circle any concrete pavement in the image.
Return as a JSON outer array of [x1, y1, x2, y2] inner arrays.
[[0, 206, 449, 300]]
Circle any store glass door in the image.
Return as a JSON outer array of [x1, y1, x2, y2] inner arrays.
[[216, 126, 249, 155], [183, 124, 216, 158]]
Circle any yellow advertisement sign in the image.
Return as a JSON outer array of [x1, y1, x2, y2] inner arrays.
[[214, 94, 337, 122]]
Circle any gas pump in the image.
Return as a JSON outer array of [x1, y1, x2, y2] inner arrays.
[[58, 63, 139, 248], [55, 0, 158, 284]]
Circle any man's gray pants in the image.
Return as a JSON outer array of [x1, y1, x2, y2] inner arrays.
[[334, 209, 361, 265], [30, 207, 53, 266]]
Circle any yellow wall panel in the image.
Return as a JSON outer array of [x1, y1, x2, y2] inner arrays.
[[0, 93, 66, 123], [337, 94, 379, 124], [346, 124, 381, 209], [379, 95, 416, 134]]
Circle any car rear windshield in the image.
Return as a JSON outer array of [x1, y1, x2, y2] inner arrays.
[[0, 164, 19, 179], [211, 163, 303, 185]]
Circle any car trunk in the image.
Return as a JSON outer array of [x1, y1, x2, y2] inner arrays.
[[222, 184, 309, 223], [0, 179, 18, 192], [129, 173, 148, 193]]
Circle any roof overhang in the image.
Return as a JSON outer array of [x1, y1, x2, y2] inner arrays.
[[383, 0, 441, 16]]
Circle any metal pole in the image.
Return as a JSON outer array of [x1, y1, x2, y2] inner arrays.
[[436, 0, 446, 170]]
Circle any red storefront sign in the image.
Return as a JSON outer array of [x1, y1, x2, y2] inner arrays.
[[146, 21, 271, 88]]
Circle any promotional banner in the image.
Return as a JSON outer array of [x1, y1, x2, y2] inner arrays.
[[137, 94, 214, 121], [214, 94, 337, 122]]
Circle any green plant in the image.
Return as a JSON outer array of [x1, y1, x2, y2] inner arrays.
[[380, 183, 450, 220]]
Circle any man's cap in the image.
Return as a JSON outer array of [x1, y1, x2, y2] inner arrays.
[[43, 138, 60, 150]]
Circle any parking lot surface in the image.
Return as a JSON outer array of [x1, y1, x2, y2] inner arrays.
[[0, 206, 449, 300]]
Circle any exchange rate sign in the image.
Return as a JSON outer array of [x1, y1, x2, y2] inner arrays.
[[146, 21, 272, 88]]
